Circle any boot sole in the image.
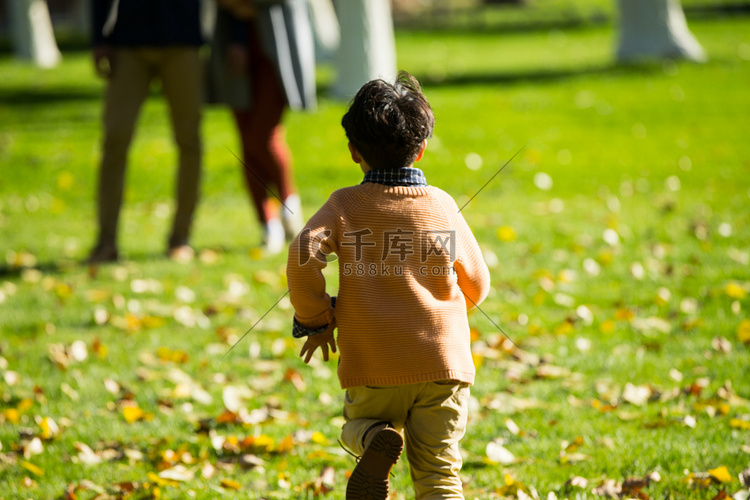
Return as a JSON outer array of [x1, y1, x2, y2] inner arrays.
[[346, 428, 403, 500]]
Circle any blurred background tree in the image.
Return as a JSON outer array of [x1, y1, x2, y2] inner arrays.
[[7, 0, 61, 67], [0, 0, 713, 70]]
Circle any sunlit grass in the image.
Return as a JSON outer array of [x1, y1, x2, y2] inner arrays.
[[1, 12, 749, 500]]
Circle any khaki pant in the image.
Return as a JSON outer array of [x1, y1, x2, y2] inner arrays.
[[341, 381, 471, 500], [96, 47, 202, 249]]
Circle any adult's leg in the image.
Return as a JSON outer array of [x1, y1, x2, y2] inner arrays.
[[234, 24, 293, 225], [93, 48, 152, 257], [404, 382, 470, 500], [233, 108, 273, 224], [158, 47, 203, 249]]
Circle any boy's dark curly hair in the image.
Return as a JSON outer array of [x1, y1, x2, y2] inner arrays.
[[341, 71, 435, 171]]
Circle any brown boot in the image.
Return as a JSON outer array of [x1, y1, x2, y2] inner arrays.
[[345, 426, 403, 500]]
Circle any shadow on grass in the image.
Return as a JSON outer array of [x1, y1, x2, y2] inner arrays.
[[397, 14, 611, 35], [0, 261, 77, 278], [314, 62, 674, 99], [0, 88, 101, 105], [0, 244, 263, 278], [414, 61, 672, 88], [462, 460, 494, 472]]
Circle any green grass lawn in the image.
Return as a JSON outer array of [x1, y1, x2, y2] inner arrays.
[[1, 12, 750, 500]]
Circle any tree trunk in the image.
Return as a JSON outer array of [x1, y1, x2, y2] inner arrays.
[[332, 0, 397, 99], [308, 0, 340, 63], [8, 0, 61, 67], [616, 0, 706, 63]]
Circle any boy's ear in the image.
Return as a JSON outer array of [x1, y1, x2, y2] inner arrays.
[[414, 139, 427, 162], [348, 142, 363, 164]]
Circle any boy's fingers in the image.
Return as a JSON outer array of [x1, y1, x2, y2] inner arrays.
[[300, 342, 314, 363]]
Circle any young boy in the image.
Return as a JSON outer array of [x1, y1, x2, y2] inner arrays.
[[286, 72, 491, 500]]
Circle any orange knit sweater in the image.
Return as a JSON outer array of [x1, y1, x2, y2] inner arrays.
[[287, 182, 491, 389]]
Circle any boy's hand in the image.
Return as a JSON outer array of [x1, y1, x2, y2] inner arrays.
[[299, 320, 336, 364]]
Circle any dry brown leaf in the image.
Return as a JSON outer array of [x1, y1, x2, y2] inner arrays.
[[201, 461, 216, 479], [592, 478, 621, 497], [563, 476, 588, 490], [276, 435, 295, 454], [559, 452, 590, 464], [73, 442, 102, 466], [305, 465, 336, 496], [284, 368, 307, 391], [485, 439, 515, 464], [736, 466, 750, 488], [711, 336, 732, 353], [535, 364, 571, 379], [622, 383, 652, 406], [621, 471, 660, 496], [158, 464, 194, 482]]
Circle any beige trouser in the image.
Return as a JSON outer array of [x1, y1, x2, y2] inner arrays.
[[341, 381, 471, 500], [96, 47, 202, 249]]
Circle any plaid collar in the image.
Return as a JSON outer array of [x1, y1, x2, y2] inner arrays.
[[362, 167, 427, 187]]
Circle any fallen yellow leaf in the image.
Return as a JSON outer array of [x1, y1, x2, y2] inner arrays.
[[311, 432, 329, 446], [599, 319, 616, 334], [730, 418, 750, 430], [708, 466, 732, 483], [220, 478, 243, 490], [553, 320, 574, 336], [141, 316, 166, 329], [20, 460, 44, 476], [738, 319, 750, 344], [18, 398, 34, 412], [3, 408, 20, 424], [276, 434, 295, 454], [38, 417, 59, 440], [470, 327, 481, 342], [472, 353, 485, 370], [147, 472, 178, 488], [496, 226, 517, 242], [122, 405, 151, 424], [57, 171, 74, 190], [725, 282, 747, 299], [615, 308, 635, 321]]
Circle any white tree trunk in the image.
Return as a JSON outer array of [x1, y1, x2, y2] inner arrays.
[[616, 0, 706, 63], [308, 0, 340, 63], [332, 0, 397, 99], [8, 0, 61, 68]]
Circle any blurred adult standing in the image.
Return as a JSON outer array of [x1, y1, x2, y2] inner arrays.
[[88, 0, 204, 263], [206, 0, 316, 254]]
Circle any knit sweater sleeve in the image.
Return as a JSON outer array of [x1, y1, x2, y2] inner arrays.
[[433, 188, 491, 310], [454, 216, 491, 310], [286, 197, 341, 329]]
